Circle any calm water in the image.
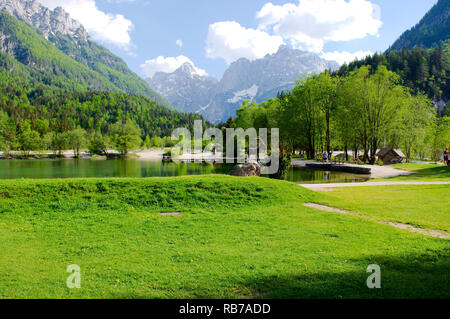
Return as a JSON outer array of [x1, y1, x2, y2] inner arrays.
[[0, 159, 369, 183]]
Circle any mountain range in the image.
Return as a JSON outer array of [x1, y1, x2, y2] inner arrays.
[[0, 0, 206, 140], [147, 45, 340, 123], [0, 0, 172, 109], [1, 0, 447, 127]]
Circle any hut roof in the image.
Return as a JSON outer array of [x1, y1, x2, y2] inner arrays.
[[376, 148, 405, 158]]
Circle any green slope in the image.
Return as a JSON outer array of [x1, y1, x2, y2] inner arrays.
[[0, 52, 204, 137], [389, 0, 450, 51], [0, 11, 173, 109], [48, 31, 173, 110]]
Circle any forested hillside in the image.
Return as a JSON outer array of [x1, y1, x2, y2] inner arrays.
[[46, 24, 173, 109], [0, 11, 206, 155], [389, 0, 449, 51], [0, 62, 203, 134], [334, 44, 449, 106], [0, 10, 172, 109]]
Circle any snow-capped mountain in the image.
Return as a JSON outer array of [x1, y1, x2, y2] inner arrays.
[[147, 45, 340, 123], [147, 63, 219, 115]]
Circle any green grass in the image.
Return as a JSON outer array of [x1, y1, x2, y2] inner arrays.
[[316, 184, 450, 232], [0, 176, 448, 299], [380, 163, 450, 181]]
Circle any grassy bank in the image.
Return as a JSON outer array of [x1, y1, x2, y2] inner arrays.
[[381, 163, 450, 181], [316, 184, 450, 232], [0, 176, 448, 299]]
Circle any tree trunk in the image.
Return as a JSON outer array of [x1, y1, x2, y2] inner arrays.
[[369, 138, 378, 165], [326, 108, 331, 159], [307, 136, 314, 159]]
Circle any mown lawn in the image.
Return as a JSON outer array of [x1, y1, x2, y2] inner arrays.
[[316, 184, 450, 232], [0, 176, 448, 299], [380, 163, 450, 181]]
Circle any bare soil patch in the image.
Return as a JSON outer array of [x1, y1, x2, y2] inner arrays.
[[303, 203, 450, 239]]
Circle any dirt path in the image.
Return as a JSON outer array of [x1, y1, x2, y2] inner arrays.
[[300, 181, 450, 191], [303, 203, 450, 239]]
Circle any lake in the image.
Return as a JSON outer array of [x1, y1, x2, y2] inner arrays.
[[0, 158, 369, 183]]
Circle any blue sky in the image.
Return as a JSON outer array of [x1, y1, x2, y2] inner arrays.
[[41, 0, 438, 79]]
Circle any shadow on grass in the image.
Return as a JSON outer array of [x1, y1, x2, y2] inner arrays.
[[394, 165, 450, 180], [242, 252, 450, 299], [110, 251, 450, 299]]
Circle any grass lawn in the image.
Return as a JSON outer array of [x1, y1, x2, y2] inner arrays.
[[316, 184, 450, 232], [379, 163, 450, 181], [0, 176, 448, 299]]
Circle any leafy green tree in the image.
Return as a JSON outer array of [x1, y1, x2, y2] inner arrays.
[[88, 131, 108, 156], [0, 111, 18, 157], [51, 132, 68, 156], [41, 132, 53, 151], [19, 121, 41, 156], [287, 76, 326, 159], [143, 135, 152, 149], [65, 127, 87, 158], [340, 66, 403, 163], [111, 120, 142, 155], [310, 71, 338, 158], [396, 94, 435, 162], [429, 116, 450, 161]]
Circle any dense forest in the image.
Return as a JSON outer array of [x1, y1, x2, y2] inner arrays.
[[389, 0, 449, 51], [0, 68, 205, 156], [334, 43, 450, 108]]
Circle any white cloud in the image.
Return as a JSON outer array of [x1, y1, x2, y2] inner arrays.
[[256, 0, 382, 52], [176, 39, 183, 48], [206, 21, 284, 64], [140, 56, 208, 78], [321, 50, 373, 65], [39, 0, 134, 47]]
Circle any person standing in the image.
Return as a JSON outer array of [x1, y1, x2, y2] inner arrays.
[[444, 148, 449, 166]]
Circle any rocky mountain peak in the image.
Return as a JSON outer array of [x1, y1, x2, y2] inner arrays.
[[0, 0, 88, 41], [175, 62, 198, 77], [148, 45, 341, 123]]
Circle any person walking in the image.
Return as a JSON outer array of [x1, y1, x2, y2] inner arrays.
[[444, 148, 449, 166]]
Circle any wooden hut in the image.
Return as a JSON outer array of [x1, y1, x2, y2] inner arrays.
[[376, 148, 405, 164]]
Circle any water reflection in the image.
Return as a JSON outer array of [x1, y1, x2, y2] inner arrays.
[[0, 158, 369, 183]]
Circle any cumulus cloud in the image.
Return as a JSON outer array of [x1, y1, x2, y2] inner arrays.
[[39, 0, 134, 47], [256, 0, 382, 52], [140, 56, 208, 78], [176, 39, 183, 48], [321, 50, 373, 65], [206, 21, 284, 64]]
